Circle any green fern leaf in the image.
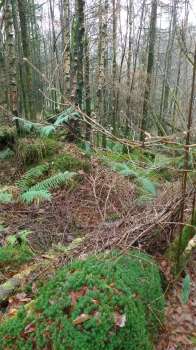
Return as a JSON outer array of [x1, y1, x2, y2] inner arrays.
[[39, 125, 55, 137], [21, 190, 52, 204], [0, 192, 13, 204], [138, 177, 156, 195], [54, 108, 79, 126], [17, 164, 49, 192], [30, 171, 76, 192], [0, 148, 14, 160]]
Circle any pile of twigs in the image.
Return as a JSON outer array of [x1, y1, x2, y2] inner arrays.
[[58, 184, 194, 265]]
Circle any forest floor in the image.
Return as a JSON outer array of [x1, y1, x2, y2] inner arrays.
[[0, 142, 195, 349], [157, 253, 196, 350]]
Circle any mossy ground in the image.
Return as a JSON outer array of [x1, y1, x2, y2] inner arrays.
[[0, 244, 33, 270], [0, 250, 164, 350]]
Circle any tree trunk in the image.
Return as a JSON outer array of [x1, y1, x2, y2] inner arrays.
[[111, 0, 117, 134], [75, 0, 85, 109], [126, 0, 133, 135], [63, 0, 71, 103], [17, 0, 34, 119], [84, 33, 91, 140], [140, 0, 157, 142]]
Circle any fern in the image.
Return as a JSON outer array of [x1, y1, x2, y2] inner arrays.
[[106, 160, 156, 196], [14, 107, 80, 137], [30, 172, 76, 192], [17, 164, 49, 192], [0, 191, 13, 204], [54, 108, 80, 127], [0, 148, 14, 160], [21, 190, 52, 204], [39, 125, 55, 137], [21, 172, 75, 204]]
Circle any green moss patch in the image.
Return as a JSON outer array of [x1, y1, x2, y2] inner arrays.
[[0, 244, 33, 270], [0, 250, 164, 350]]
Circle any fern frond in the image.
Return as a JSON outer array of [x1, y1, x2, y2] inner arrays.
[[106, 160, 156, 196], [39, 125, 55, 137], [0, 191, 13, 204], [17, 164, 49, 192], [54, 108, 80, 127], [0, 148, 14, 160], [30, 171, 76, 192], [14, 107, 80, 137], [21, 190, 52, 204]]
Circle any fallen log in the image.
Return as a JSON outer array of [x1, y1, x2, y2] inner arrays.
[[0, 265, 36, 303], [0, 238, 85, 303]]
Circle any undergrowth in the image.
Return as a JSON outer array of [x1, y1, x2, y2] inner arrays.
[[20, 172, 76, 204], [0, 126, 16, 147], [17, 164, 50, 192], [0, 148, 14, 160], [0, 244, 33, 270], [0, 250, 164, 350], [28, 171, 76, 192], [16, 137, 60, 165], [166, 211, 196, 273], [51, 153, 90, 172], [98, 147, 184, 201]]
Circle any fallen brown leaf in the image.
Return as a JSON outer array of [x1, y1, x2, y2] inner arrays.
[[24, 322, 36, 334], [70, 286, 88, 306], [73, 313, 91, 325], [114, 311, 126, 328]]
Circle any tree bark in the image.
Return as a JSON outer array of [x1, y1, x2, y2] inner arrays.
[[140, 0, 157, 142], [17, 0, 34, 119]]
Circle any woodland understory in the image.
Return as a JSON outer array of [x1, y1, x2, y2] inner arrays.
[[0, 0, 196, 349]]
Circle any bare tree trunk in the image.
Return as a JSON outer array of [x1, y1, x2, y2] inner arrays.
[[126, 0, 133, 134], [159, 0, 178, 130], [84, 33, 91, 140], [176, 45, 196, 272], [17, 0, 34, 119], [75, 0, 85, 109], [111, 0, 117, 134], [63, 0, 71, 103], [140, 0, 157, 142], [4, 0, 18, 119]]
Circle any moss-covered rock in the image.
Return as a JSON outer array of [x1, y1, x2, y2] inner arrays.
[[0, 250, 164, 350], [16, 137, 60, 165]]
